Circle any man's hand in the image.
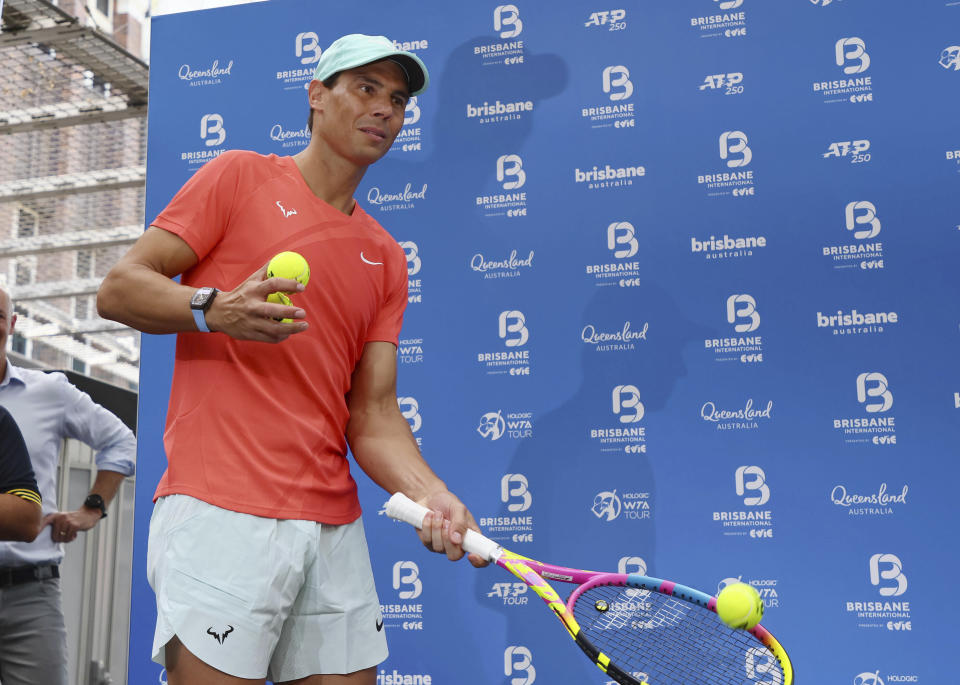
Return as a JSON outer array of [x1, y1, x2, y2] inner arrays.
[[416, 490, 488, 568], [42, 508, 102, 543], [204, 263, 310, 342]]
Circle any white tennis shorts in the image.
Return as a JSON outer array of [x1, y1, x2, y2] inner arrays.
[[147, 494, 388, 681]]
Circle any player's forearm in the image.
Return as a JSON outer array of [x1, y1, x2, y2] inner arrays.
[[0, 494, 42, 542], [89, 470, 126, 509], [347, 409, 447, 500], [97, 262, 200, 334]]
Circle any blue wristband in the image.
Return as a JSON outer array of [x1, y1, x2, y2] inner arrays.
[[192, 306, 211, 333]]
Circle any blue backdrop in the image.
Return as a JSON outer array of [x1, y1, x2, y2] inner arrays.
[[131, 1, 960, 683]]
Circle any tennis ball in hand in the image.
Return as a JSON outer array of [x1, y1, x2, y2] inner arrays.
[[716, 582, 763, 630], [266, 292, 293, 323], [267, 251, 310, 289]]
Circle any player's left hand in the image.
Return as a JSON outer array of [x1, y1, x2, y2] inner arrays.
[[42, 509, 102, 543], [417, 490, 488, 568]]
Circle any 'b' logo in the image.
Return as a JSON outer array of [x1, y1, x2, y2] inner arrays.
[[404, 96, 421, 125], [397, 397, 422, 432], [745, 646, 783, 683], [856, 372, 892, 413], [719, 130, 752, 168], [200, 114, 225, 147], [494, 5, 523, 38], [399, 241, 421, 276], [836, 37, 870, 74], [715, 0, 743, 8], [612, 385, 644, 423], [726, 294, 760, 333], [504, 645, 536, 684], [498, 310, 529, 347], [602, 66, 633, 101], [295, 32, 321, 64], [607, 221, 638, 259], [496, 154, 526, 190], [617, 556, 647, 575], [735, 465, 770, 506], [869, 553, 907, 597], [845, 201, 880, 240], [501, 473, 532, 512], [392, 561, 422, 599]]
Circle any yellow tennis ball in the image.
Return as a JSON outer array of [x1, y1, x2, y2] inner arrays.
[[266, 291, 293, 323], [716, 582, 763, 630], [267, 251, 310, 289]]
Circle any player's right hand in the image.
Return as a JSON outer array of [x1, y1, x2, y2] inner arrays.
[[204, 264, 309, 342]]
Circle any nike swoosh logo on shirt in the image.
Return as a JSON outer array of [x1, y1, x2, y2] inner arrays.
[[361, 252, 383, 266]]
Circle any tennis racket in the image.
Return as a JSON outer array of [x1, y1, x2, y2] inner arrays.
[[385, 493, 793, 685]]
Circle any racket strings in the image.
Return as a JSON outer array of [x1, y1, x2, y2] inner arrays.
[[572, 585, 785, 685]]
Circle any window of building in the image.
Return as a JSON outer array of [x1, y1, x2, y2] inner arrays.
[[15, 205, 38, 238], [13, 257, 36, 286]]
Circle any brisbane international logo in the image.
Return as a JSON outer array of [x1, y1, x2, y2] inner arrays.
[[697, 131, 755, 198], [704, 294, 764, 364], [813, 37, 873, 104], [180, 114, 226, 169], [476, 474, 534, 544], [712, 466, 774, 539], [689, 0, 746, 39], [275, 32, 319, 91], [821, 201, 885, 271], [392, 97, 423, 154], [844, 554, 912, 632], [475, 5, 525, 67], [476, 155, 528, 218], [476, 311, 531, 376], [579, 65, 636, 131]]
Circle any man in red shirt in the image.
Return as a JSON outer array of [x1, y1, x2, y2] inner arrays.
[[99, 34, 480, 685]]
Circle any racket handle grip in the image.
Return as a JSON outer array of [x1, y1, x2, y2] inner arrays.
[[385, 492, 502, 562]]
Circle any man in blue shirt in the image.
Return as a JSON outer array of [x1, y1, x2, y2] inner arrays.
[[0, 285, 136, 685]]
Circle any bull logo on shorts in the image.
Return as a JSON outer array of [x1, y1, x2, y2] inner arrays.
[[206, 625, 234, 644]]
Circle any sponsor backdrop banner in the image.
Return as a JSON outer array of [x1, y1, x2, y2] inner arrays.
[[133, 1, 959, 683]]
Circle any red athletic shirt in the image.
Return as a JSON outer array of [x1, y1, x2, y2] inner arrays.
[[152, 150, 408, 523]]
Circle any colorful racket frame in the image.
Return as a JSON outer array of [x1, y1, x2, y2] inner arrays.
[[385, 493, 794, 685], [499, 548, 793, 685]]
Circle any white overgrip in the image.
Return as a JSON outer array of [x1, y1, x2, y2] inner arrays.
[[384, 492, 503, 562]]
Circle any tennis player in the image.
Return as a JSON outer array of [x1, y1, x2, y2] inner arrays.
[[98, 34, 480, 685]]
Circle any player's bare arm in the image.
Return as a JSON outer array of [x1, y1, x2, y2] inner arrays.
[[97, 227, 308, 342], [0, 494, 42, 542], [346, 341, 486, 566]]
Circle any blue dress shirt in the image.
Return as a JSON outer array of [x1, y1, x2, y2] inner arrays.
[[0, 363, 136, 567]]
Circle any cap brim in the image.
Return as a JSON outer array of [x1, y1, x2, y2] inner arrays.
[[386, 54, 427, 96]]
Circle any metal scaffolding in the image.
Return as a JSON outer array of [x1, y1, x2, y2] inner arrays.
[[0, 0, 147, 386]]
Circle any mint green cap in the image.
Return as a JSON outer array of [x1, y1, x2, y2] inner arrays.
[[313, 34, 429, 96]]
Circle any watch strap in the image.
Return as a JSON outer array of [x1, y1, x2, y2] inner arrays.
[[192, 306, 211, 333]]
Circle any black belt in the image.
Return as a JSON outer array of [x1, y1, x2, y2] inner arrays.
[[0, 564, 59, 588]]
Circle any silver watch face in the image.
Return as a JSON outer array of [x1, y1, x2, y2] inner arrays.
[[191, 287, 213, 307]]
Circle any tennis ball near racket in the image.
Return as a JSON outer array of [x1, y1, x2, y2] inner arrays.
[[266, 291, 293, 323], [716, 582, 763, 630], [267, 251, 310, 289]]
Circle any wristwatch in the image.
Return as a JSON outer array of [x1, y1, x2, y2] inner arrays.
[[83, 494, 107, 519], [190, 287, 219, 333]]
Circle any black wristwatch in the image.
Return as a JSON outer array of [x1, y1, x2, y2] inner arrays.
[[190, 287, 219, 333], [83, 494, 107, 519]]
